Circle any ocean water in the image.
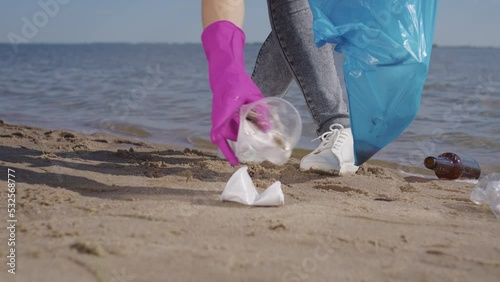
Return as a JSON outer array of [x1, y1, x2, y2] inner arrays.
[[0, 43, 499, 172]]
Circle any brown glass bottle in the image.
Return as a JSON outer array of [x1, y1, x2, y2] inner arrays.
[[424, 152, 481, 180]]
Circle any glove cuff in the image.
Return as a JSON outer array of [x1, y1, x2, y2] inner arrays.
[[201, 20, 246, 72]]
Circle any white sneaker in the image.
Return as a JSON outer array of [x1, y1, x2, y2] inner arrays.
[[300, 124, 359, 175]]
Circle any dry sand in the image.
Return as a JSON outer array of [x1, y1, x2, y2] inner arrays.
[[0, 120, 499, 282]]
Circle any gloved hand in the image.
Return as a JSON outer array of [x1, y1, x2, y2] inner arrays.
[[202, 20, 265, 166]]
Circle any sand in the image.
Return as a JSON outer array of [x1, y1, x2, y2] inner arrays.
[[0, 120, 499, 282]]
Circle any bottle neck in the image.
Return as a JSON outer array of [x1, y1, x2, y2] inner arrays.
[[424, 156, 455, 170], [424, 156, 438, 169]]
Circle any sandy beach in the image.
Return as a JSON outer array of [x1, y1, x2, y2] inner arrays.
[[0, 120, 499, 282]]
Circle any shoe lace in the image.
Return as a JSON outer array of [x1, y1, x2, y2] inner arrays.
[[312, 124, 346, 151]]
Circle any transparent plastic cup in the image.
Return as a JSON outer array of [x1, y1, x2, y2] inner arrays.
[[233, 97, 302, 165]]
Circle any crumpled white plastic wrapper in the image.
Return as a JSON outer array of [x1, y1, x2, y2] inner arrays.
[[470, 173, 500, 219], [221, 166, 284, 206]]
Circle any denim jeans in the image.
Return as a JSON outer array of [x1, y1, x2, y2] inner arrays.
[[251, 0, 350, 135]]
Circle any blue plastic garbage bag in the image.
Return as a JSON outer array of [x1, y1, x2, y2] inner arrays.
[[308, 0, 438, 165]]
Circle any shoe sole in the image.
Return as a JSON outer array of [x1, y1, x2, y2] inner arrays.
[[300, 167, 341, 175], [300, 164, 359, 176], [338, 163, 359, 175]]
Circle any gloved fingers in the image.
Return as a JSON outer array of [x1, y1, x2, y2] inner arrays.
[[215, 138, 239, 166], [224, 113, 241, 141], [244, 101, 272, 133]]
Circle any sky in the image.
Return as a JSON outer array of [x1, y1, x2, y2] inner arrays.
[[0, 0, 499, 47]]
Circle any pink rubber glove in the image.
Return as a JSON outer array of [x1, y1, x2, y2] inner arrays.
[[202, 20, 265, 166]]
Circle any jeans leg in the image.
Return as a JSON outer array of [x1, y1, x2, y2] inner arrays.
[[267, 0, 350, 135], [251, 32, 294, 98]]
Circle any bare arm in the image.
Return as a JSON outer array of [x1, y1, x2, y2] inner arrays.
[[202, 0, 245, 28]]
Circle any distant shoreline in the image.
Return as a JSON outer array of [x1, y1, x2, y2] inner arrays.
[[0, 42, 499, 49]]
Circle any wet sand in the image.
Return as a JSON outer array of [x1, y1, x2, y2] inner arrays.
[[0, 120, 499, 282]]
